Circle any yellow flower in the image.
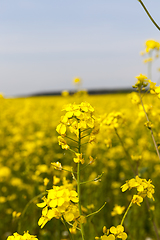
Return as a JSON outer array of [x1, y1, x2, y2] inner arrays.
[[56, 123, 66, 136], [7, 231, 38, 240], [111, 205, 125, 216], [110, 225, 127, 240], [145, 39, 160, 53], [44, 178, 49, 186], [12, 211, 21, 218], [88, 156, 96, 165], [143, 57, 153, 63], [51, 162, 62, 170], [58, 136, 70, 150], [121, 175, 155, 201], [103, 226, 107, 234], [133, 74, 149, 90], [132, 195, 143, 206], [37, 184, 80, 228], [99, 225, 127, 240], [73, 153, 84, 164], [73, 77, 81, 84], [53, 176, 60, 185], [148, 80, 160, 98], [102, 112, 124, 129], [101, 235, 115, 240]]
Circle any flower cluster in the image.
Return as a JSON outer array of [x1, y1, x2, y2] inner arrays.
[[121, 175, 155, 205], [56, 102, 98, 137], [132, 74, 149, 90], [149, 80, 160, 99], [145, 39, 160, 53], [96, 225, 127, 240], [102, 112, 124, 129], [37, 182, 80, 228], [111, 205, 125, 216], [73, 77, 82, 84], [56, 102, 99, 163], [7, 231, 38, 240]]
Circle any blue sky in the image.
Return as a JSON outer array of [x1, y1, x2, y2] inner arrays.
[[1, 0, 160, 96]]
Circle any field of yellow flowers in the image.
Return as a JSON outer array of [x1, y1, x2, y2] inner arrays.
[[1, 86, 160, 240], [1, 39, 160, 240]]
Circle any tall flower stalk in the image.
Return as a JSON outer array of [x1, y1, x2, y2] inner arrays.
[[133, 74, 160, 160], [77, 128, 85, 240], [36, 102, 100, 240]]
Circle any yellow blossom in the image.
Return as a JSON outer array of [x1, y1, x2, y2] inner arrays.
[[51, 162, 63, 170], [111, 205, 125, 216], [73, 77, 81, 84], [132, 195, 143, 206], [7, 231, 38, 240], [53, 176, 60, 185], [145, 39, 160, 53], [133, 74, 149, 90], [56, 123, 67, 136], [37, 183, 80, 228], [143, 57, 153, 63], [44, 178, 49, 186], [121, 175, 155, 201], [56, 102, 99, 164], [110, 225, 127, 240], [73, 153, 84, 164], [58, 136, 70, 150]]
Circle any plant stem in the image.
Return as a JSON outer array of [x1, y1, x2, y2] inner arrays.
[[62, 215, 74, 240], [120, 200, 133, 226], [148, 51, 152, 80], [145, 198, 160, 240], [114, 128, 136, 175], [138, 90, 160, 160], [77, 128, 85, 240], [138, 0, 160, 31], [86, 202, 106, 218], [18, 192, 46, 233]]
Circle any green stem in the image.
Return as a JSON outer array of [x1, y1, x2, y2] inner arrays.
[[80, 172, 103, 185], [18, 192, 46, 233], [114, 128, 136, 175], [138, 0, 160, 31], [120, 200, 133, 226], [86, 202, 106, 218], [77, 128, 85, 240], [145, 198, 160, 240], [148, 51, 152, 80], [69, 148, 77, 154], [138, 90, 160, 160], [62, 215, 74, 240]]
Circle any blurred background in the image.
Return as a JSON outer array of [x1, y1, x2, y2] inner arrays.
[[0, 0, 160, 97]]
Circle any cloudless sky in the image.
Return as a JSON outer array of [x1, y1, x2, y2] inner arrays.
[[1, 0, 160, 97]]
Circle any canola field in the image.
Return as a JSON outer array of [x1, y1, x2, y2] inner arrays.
[[1, 79, 160, 240]]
